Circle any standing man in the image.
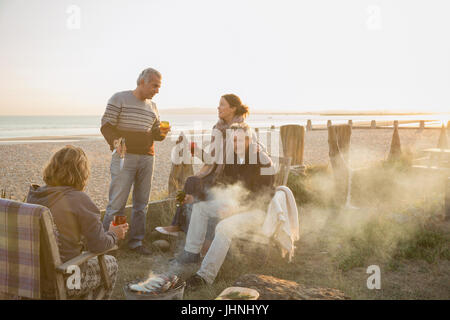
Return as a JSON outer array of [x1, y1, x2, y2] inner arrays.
[[101, 68, 170, 255]]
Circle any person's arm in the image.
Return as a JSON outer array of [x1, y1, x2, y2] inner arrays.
[[101, 94, 122, 151], [150, 117, 166, 141], [149, 102, 166, 141], [75, 193, 118, 253]]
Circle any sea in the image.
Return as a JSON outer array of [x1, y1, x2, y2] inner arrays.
[[0, 113, 448, 141]]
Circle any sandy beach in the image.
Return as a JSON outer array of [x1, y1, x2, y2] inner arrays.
[[0, 128, 444, 210]]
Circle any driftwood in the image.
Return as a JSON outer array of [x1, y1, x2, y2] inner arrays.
[[328, 125, 351, 206], [437, 124, 449, 149], [233, 274, 350, 300], [388, 125, 402, 161], [168, 133, 194, 196], [280, 125, 305, 167]]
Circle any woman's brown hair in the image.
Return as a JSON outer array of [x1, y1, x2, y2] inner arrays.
[[222, 94, 250, 119], [43, 145, 90, 191]]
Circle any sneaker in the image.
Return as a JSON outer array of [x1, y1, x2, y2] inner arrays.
[[129, 245, 152, 256], [185, 274, 207, 290], [176, 250, 200, 264]]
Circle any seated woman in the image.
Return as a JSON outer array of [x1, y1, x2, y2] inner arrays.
[[155, 94, 252, 241], [27, 145, 129, 299]]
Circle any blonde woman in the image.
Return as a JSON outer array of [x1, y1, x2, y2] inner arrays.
[[27, 145, 128, 299]]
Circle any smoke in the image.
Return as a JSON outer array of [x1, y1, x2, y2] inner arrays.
[[295, 145, 446, 269]]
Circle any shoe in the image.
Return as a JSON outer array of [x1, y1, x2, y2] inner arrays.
[[176, 250, 200, 264], [129, 245, 152, 256], [185, 274, 207, 290], [155, 226, 179, 237]]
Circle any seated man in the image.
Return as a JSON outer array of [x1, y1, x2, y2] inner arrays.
[[175, 122, 275, 288]]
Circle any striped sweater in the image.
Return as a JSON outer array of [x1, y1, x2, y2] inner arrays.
[[100, 90, 166, 155]]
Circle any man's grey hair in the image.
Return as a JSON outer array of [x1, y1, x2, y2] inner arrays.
[[137, 68, 161, 85]]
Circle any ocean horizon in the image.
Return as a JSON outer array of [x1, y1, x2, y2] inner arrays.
[[0, 113, 447, 140]]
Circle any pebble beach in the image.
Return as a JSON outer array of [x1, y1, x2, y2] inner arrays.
[[0, 128, 444, 210]]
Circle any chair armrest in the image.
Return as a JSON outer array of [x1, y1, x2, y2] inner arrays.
[[56, 245, 118, 273]]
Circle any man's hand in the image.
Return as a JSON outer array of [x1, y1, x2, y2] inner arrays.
[[183, 194, 194, 205], [113, 139, 126, 156], [159, 125, 171, 137], [108, 222, 129, 240]]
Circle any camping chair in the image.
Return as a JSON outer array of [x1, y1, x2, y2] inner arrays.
[[0, 198, 117, 300]]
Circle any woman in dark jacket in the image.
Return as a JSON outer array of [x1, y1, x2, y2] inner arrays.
[[155, 94, 250, 240], [27, 145, 128, 299]]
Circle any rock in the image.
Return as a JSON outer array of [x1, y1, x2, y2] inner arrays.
[[233, 274, 350, 300], [152, 239, 170, 252]]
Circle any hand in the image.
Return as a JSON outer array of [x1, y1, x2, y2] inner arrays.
[[108, 222, 129, 240], [183, 194, 194, 205], [159, 125, 171, 136], [113, 139, 126, 156]]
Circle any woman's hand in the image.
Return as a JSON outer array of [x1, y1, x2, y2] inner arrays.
[[183, 194, 194, 205], [108, 222, 129, 240]]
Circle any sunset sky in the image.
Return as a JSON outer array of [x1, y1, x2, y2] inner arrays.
[[0, 0, 449, 115]]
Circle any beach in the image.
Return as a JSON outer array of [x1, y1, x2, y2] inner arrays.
[[0, 128, 443, 210]]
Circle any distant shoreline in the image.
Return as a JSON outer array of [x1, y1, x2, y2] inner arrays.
[[1, 111, 448, 116]]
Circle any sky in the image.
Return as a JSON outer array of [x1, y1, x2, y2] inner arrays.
[[0, 0, 449, 115]]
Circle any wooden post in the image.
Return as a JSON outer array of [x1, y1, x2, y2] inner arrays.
[[419, 120, 425, 130], [306, 119, 312, 131], [388, 125, 402, 161], [437, 124, 449, 149], [280, 125, 305, 170], [371, 120, 376, 129], [327, 120, 332, 128], [445, 177, 450, 221], [168, 133, 194, 196], [328, 125, 351, 206], [348, 120, 353, 128], [394, 120, 399, 129]]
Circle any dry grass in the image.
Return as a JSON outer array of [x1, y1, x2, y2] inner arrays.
[[109, 162, 450, 300]]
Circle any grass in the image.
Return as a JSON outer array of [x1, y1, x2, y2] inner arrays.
[[109, 161, 450, 300]]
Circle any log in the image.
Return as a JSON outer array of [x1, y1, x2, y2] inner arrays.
[[328, 125, 351, 206], [306, 119, 313, 131], [388, 125, 402, 161], [233, 274, 350, 300], [437, 124, 449, 149], [168, 133, 194, 196], [280, 125, 305, 167]]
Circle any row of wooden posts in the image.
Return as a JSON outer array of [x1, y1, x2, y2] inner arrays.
[[168, 122, 449, 204], [303, 119, 450, 131]]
